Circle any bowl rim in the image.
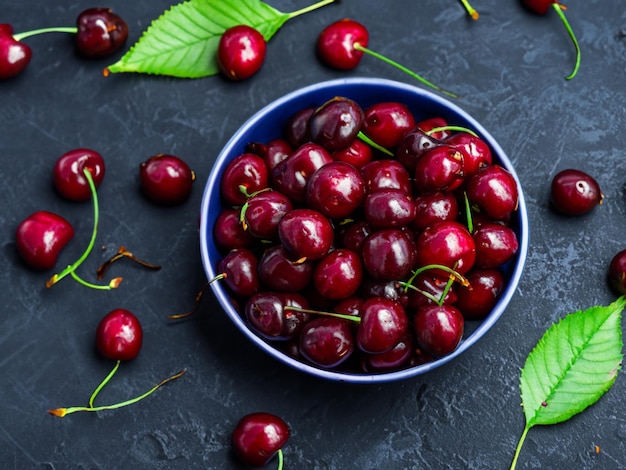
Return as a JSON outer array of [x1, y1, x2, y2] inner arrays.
[[200, 77, 529, 384]]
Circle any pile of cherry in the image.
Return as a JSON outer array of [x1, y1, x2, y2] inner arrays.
[[212, 95, 521, 374]]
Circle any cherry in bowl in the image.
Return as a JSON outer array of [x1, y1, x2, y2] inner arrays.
[[199, 78, 529, 383]]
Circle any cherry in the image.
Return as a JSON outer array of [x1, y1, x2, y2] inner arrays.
[[413, 304, 464, 356], [362, 228, 416, 281], [218, 25, 266, 80], [306, 161, 365, 219], [221, 153, 269, 206], [550, 169, 603, 216], [363, 189, 416, 229], [364, 334, 414, 371], [338, 220, 373, 253], [332, 138, 374, 169], [608, 249, 626, 296], [357, 297, 409, 354], [258, 245, 314, 292], [213, 208, 255, 250], [362, 101, 416, 149], [15, 211, 74, 271], [308, 97, 364, 151], [406, 273, 458, 309], [0, 24, 32, 79], [316, 19, 457, 97], [416, 117, 451, 141], [247, 138, 293, 170], [139, 154, 195, 205], [217, 248, 260, 298], [49, 308, 185, 418], [245, 291, 310, 340], [396, 126, 444, 173], [300, 317, 355, 368], [53, 148, 105, 202], [360, 159, 412, 195], [465, 164, 518, 221], [412, 192, 459, 232], [446, 132, 492, 176], [232, 412, 290, 468], [278, 208, 334, 261], [413, 144, 465, 194], [472, 223, 519, 269], [75, 8, 129, 58], [284, 107, 314, 148], [313, 248, 363, 300], [522, 1, 580, 80], [414, 221, 476, 276], [241, 189, 293, 240], [455, 269, 505, 320]]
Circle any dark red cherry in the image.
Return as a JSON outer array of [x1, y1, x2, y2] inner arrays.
[[308, 97, 364, 151], [455, 269, 505, 320], [213, 208, 255, 250], [232, 412, 290, 467], [338, 220, 373, 253], [316, 18, 368, 70], [359, 279, 409, 308], [53, 148, 105, 202], [414, 221, 476, 276], [365, 334, 414, 371], [446, 132, 492, 176], [413, 304, 464, 356], [0, 24, 32, 79], [246, 138, 293, 170], [15, 211, 74, 271], [245, 291, 310, 340], [95, 308, 143, 361], [221, 153, 269, 206], [416, 117, 450, 140], [363, 189, 416, 229], [396, 126, 444, 173], [313, 248, 363, 300], [608, 249, 626, 296], [406, 273, 458, 309], [523, 0, 558, 15], [332, 138, 374, 169], [139, 154, 195, 205], [76, 8, 128, 58], [465, 165, 518, 221], [413, 145, 465, 194], [472, 223, 519, 269], [300, 317, 355, 368], [284, 107, 314, 148], [357, 297, 408, 354], [550, 169, 603, 215], [362, 102, 416, 149], [271, 143, 332, 203], [278, 209, 334, 261], [306, 161, 365, 219], [217, 248, 260, 298], [362, 229, 415, 281], [360, 159, 412, 195], [242, 190, 292, 240], [218, 25, 266, 80], [412, 192, 458, 232], [258, 245, 314, 292]]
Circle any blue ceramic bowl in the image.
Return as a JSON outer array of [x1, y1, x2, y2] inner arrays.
[[199, 77, 529, 383]]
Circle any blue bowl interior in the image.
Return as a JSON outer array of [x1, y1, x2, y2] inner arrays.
[[200, 77, 529, 383]]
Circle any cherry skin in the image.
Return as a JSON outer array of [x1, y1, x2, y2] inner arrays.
[[306, 161, 365, 219], [413, 144, 465, 194], [284, 107, 314, 148], [221, 153, 269, 206], [465, 164, 518, 221], [53, 148, 105, 202], [360, 159, 412, 196], [608, 249, 626, 296], [213, 208, 255, 250], [232, 412, 290, 467], [217, 248, 260, 298], [413, 304, 464, 357], [523, 0, 559, 15], [396, 126, 444, 173], [218, 25, 266, 80], [316, 18, 368, 70], [332, 138, 374, 169], [0, 24, 32, 79], [363, 188, 416, 229], [278, 208, 334, 261], [446, 132, 492, 176], [299, 317, 355, 368], [95, 308, 143, 361], [313, 248, 363, 300], [258, 245, 314, 293], [362, 228, 415, 281], [241, 189, 293, 240], [357, 297, 409, 354], [455, 269, 505, 320], [308, 97, 364, 151], [15, 211, 74, 271], [247, 138, 292, 170], [414, 221, 476, 276], [412, 192, 458, 232], [245, 291, 310, 340], [550, 169, 603, 215], [76, 8, 129, 58], [472, 223, 519, 269], [139, 154, 195, 205], [362, 101, 416, 149]]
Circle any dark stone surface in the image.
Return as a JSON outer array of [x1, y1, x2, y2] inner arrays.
[[2, 1, 626, 468]]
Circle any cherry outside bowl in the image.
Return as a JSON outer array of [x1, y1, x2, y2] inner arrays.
[[199, 77, 529, 384]]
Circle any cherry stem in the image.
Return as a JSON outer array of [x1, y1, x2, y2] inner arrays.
[[552, 2, 580, 80], [167, 275, 226, 320], [286, 0, 336, 20], [404, 264, 469, 291], [13, 27, 77, 41], [96, 245, 161, 280], [46, 169, 120, 290], [463, 192, 474, 233], [459, 0, 479, 20], [283, 306, 361, 323], [426, 125, 478, 138], [47, 369, 187, 418], [89, 360, 120, 407], [277, 449, 284, 470], [357, 131, 394, 156], [353, 43, 459, 99]]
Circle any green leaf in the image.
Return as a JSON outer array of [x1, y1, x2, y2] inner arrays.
[[105, 0, 335, 78], [510, 296, 624, 469]]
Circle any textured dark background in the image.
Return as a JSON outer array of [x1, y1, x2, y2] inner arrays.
[[2, 1, 626, 468]]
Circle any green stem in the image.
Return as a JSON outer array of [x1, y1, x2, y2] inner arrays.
[[510, 424, 531, 470], [69, 270, 117, 290], [283, 306, 361, 323], [14, 27, 77, 41], [277, 449, 284, 470], [357, 131, 394, 156], [459, 0, 479, 20], [286, 0, 336, 19], [463, 192, 474, 234], [426, 125, 478, 138], [353, 43, 459, 98], [552, 3, 580, 80], [48, 369, 186, 418], [89, 360, 120, 407]]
